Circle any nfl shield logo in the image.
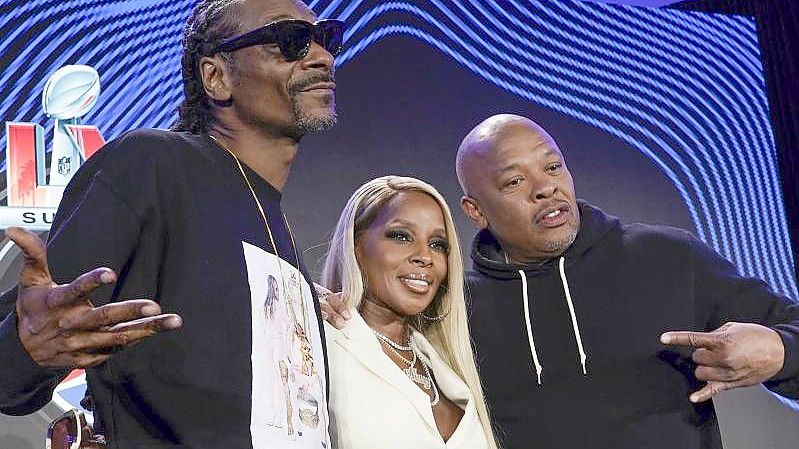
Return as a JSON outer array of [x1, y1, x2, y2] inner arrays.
[[57, 156, 71, 175]]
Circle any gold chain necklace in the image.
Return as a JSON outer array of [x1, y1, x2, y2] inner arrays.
[[209, 135, 314, 374]]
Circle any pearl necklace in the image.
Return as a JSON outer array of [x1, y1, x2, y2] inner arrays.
[[371, 328, 413, 351], [371, 328, 440, 406]]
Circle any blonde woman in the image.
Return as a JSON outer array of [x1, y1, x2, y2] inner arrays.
[[320, 176, 498, 449]]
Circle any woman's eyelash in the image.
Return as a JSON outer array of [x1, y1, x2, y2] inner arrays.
[[430, 239, 449, 253], [386, 229, 448, 253], [386, 229, 411, 241]]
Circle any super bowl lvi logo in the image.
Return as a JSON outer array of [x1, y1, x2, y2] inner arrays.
[[1, 65, 106, 230]]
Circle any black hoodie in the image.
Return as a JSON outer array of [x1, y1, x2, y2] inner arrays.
[[466, 201, 799, 449]]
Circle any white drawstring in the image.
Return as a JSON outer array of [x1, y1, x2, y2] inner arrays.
[[518, 270, 543, 385], [517, 259, 588, 384], [559, 257, 588, 375]]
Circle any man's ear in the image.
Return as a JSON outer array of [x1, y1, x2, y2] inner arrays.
[[461, 196, 489, 229], [199, 55, 233, 102]]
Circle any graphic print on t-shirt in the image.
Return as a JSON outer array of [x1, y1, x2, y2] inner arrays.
[[243, 241, 329, 449]]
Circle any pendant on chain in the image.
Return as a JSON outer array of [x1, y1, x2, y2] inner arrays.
[[405, 365, 432, 390]]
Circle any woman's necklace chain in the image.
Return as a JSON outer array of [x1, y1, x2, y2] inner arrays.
[[370, 328, 440, 405], [371, 329, 415, 365], [371, 328, 412, 351], [421, 361, 440, 406]]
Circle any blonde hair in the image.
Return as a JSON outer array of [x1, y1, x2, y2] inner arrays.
[[322, 175, 498, 449]]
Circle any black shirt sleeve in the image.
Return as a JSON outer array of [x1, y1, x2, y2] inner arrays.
[[0, 133, 149, 415], [691, 234, 799, 398]]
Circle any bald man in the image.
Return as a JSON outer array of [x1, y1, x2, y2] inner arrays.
[[456, 114, 799, 449]]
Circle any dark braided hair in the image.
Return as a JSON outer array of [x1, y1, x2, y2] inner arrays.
[[172, 0, 243, 134]]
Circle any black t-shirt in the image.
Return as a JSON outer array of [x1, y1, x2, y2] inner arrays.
[[0, 129, 330, 448]]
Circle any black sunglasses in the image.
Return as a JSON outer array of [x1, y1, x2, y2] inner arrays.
[[213, 19, 344, 61]]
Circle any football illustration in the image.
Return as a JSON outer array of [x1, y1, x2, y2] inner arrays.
[[41, 65, 101, 120]]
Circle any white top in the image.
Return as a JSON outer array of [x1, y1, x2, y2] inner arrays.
[[325, 311, 491, 449]]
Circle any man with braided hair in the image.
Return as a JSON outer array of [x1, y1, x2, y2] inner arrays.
[[0, 0, 343, 447]]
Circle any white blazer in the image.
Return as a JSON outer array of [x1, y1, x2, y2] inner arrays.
[[325, 311, 491, 449]]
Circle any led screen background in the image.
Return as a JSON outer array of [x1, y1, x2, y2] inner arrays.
[[1, 0, 798, 446], [0, 0, 795, 300]]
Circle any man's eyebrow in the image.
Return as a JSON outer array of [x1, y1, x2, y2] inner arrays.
[[499, 163, 521, 173], [542, 147, 560, 158], [496, 149, 560, 174]]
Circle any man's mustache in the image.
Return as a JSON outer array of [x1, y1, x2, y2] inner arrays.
[[289, 72, 336, 94]]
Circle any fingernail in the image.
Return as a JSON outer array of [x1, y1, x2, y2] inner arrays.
[[100, 271, 115, 284], [660, 334, 671, 344], [342, 310, 351, 320], [689, 394, 699, 403], [141, 304, 160, 316], [165, 316, 183, 328]]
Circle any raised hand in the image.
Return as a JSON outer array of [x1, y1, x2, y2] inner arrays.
[[660, 321, 785, 403], [313, 283, 350, 329], [5, 227, 182, 368]]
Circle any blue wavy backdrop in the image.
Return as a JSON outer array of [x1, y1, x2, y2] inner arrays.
[[0, 0, 796, 298]]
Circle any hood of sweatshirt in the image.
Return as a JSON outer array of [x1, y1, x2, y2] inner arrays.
[[471, 200, 621, 278], [469, 200, 622, 383]]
